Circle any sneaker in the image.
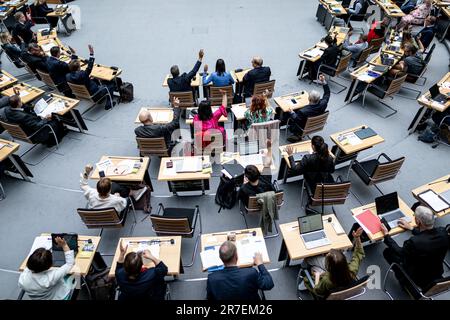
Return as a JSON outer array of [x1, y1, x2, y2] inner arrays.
[[287, 135, 301, 143], [130, 186, 147, 202]]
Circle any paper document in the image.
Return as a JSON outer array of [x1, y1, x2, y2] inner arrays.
[[231, 104, 247, 120], [41, 42, 56, 53], [236, 236, 269, 265], [175, 157, 202, 173], [28, 236, 52, 257], [0, 75, 11, 84], [96, 159, 113, 172], [357, 74, 375, 82], [419, 190, 450, 212], [150, 110, 172, 123], [135, 242, 160, 259], [337, 132, 362, 146], [106, 159, 135, 176], [238, 154, 263, 167], [303, 47, 323, 58], [200, 246, 223, 269], [19, 90, 30, 98], [441, 82, 450, 90], [35, 99, 66, 118]]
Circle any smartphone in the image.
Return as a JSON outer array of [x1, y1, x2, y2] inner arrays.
[[380, 217, 391, 232], [99, 170, 105, 177], [166, 161, 173, 168], [291, 99, 297, 104]]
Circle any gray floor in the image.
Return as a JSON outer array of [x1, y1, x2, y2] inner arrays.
[[0, 0, 449, 300]]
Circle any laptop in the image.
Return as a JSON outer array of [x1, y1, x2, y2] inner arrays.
[[372, 65, 389, 73], [174, 157, 202, 173], [375, 192, 411, 229], [51, 233, 78, 267], [293, 151, 309, 162], [429, 84, 449, 104], [239, 140, 259, 156], [380, 54, 395, 66], [298, 214, 331, 250], [354, 127, 377, 140]]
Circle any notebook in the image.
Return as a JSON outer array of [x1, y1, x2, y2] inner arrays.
[[354, 127, 377, 140], [353, 209, 382, 235], [418, 190, 450, 212], [222, 162, 245, 179]]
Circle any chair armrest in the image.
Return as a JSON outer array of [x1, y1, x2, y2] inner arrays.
[[377, 153, 392, 162], [388, 263, 422, 295], [27, 123, 55, 140], [439, 116, 450, 127], [191, 205, 200, 230], [303, 269, 316, 289], [352, 160, 373, 178], [156, 203, 164, 216], [17, 289, 25, 300], [272, 180, 280, 191]]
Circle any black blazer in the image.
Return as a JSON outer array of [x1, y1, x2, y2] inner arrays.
[[47, 55, 77, 86], [3, 106, 49, 142], [238, 177, 275, 206], [168, 60, 201, 92], [20, 51, 48, 73], [34, 3, 53, 16], [288, 153, 335, 189], [13, 21, 34, 45], [206, 265, 274, 300], [66, 56, 99, 94], [242, 66, 271, 97], [320, 45, 340, 68], [289, 84, 330, 129], [384, 227, 450, 288], [134, 108, 181, 146]]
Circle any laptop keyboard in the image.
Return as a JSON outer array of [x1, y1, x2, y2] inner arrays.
[[383, 209, 404, 222], [303, 231, 326, 242]]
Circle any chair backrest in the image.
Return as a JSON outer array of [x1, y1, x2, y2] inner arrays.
[[253, 80, 276, 98], [77, 208, 123, 229], [0, 120, 33, 144], [169, 91, 195, 108], [67, 82, 94, 100], [248, 119, 280, 141], [424, 43, 436, 65], [136, 137, 169, 157], [150, 215, 192, 235], [423, 276, 450, 298], [21, 60, 37, 77], [356, 46, 372, 66], [311, 181, 351, 206], [246, 192, 284, 212], [327, 275, 371, 300], [369, 37, 384, 54], [36, 69, 57, 89], [369, 157, 405, 184], [335, 53, 352, 75], [301, 111, 329, 138], [209, 85, 233, 107], [385, 73, 407, 97]]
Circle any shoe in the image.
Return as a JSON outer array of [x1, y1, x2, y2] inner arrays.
[[287, 135, 301, 143], [105, 105, 112, 110], [297, 279, 307, 291], [130, 186, 148, 202]]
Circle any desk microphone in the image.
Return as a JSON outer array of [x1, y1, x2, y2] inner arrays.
[[149, 239, 175, 245]]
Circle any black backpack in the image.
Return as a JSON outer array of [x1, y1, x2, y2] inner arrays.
[[84, 252, 117, 300], [119, 82, 134, 102], [215, 175, 237, 212]]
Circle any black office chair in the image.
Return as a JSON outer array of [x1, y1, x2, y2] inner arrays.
[[29, 4, 51, 29], [317, 52, 352, 94]]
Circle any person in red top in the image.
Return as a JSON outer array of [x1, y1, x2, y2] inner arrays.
[[366, 17, 390, 44], [193, 90, 228, 150]]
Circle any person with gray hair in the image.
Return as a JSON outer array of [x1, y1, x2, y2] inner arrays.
[[285, 73, 330, 142], [242, 56, 271, 98], [206, 240, 274, 300], [381, 205, 450, 295]]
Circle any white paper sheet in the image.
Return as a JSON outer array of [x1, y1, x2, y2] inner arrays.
[[136, 242, 160, 259], [19, 90, 30, 98], [419, 190, 450, 212], [200, 246, 223, 269], [231, 104, 247, 120], [337, 132, 362, 146], [96, 159, 113, 172], [238, 154, 263, 167], [303, 47, 323, 58], [236, 236, 269, 265], [28, 236, 52, 257]]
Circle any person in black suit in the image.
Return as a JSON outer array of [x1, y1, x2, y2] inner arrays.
[[206, 241, 274, 300], [168, 49, 203, 92], [33, 0, 59, 28], [285, 135, 335, 191], [66, 45, 117, 110], [242, 56, 271, 98], [13, 12, 36, 45], [47, 46, 77, 97], [308, 35, 341, 81], [3, 91, 66, 147], [285, 74, 330, 142], [20, 43, 49, 76], [0, 32, 26, 65], [381, 206, 450, 298]]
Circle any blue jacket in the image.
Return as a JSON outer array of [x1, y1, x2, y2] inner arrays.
[[66, 55, 99, 94], [202, 71, 235, 87], [416, 25, 436, 49], [47, 54, 77, 86], [206, 265, 274, 300]]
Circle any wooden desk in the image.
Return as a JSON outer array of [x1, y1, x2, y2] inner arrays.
[[274, 91, 310, 113], [109, 236, 183, 277], [0, 70, 18, 90], [0, 139, 31, 182], [412, 174, 450, 217], [220, 151, 275, 174], [1, 83, 45, 104], [47, 8, 69, 17], [90, 156, 150, 183], [375, 0, 405, 18], [185, 106, 228, 125], [319, 0, 347, 15], [200, 228, 270, 271], [38, 37, 69, 55], [330, 125, 385, 156], [279, 140, 313, 169], [80, 62, 122, 82], [158, 156, 211, 195], [278, 214, 352, 266], [134, 107, 174, 124], [36, 29, 58, 42], [19, 234, 101, 276], [409, 72, 450, 134], [231, 69, 250, 83], [162, 73, 200, 87], [230, 103, 248, 121], [351, 198, 416, 241]]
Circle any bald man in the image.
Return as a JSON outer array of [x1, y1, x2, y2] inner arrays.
[[242, 56, 271, 98], [134, 98, 181, 150]]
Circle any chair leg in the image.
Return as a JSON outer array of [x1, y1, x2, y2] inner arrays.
[[300, 180, 306, 208], [328, 78, 347, 94], [382, 267, 395, 301], [0, 181, 5, 201], [128, 200, 137, 236], [396, 86, 422, 100], [183, 234, 200, 268], [242, 211, 249, 229], [365, 99, 397, 119], [374, 184, 384, 195], [263, 220, 280, 239], [444, 259, 450, 270]]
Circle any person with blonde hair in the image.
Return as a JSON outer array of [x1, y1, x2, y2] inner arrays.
[[0, 32, 25, 63]]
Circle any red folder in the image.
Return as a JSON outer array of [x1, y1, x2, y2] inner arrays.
[[354, 210, 382, 234]]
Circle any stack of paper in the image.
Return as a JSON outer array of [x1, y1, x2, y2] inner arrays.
[[0, 75, 11, 84], [96, 159, 113, 172], [337, 132, 362, 146], [28, 236, 52, 257], [200, 246, 223, 269], [106, 159, 135, 176], [149, 110, 172, 123], [35, 99, 66, 118], [231, 104, 247, 120], [41, 42, 56, 53], [238, 154, 263, 167], [236, 236, 268, 265], [303, 47, 323, 58], [135, 242, 160, 259]]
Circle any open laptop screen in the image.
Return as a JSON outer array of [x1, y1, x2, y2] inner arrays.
[[298, 214, 323, 234], [375, 192, 399, 215]]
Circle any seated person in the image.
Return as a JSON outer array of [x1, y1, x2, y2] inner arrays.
[[135, 97, 181, 152], [285, 74, 330, 142], [343, 32, 368, 66], [308, 36, 340, 81], [3, 92, 66, 147], [115, 240, 168, 300], [396, 0, 432, 30], [342, 0, 368, 24], [285, 136, 335, 191], [13, 12, 36, 45], [244, 91, 273, 130], [19, 236, 75, 300], [242, 56, 271, 98], [401, 0, 423, 14], [66, 45, 117, 110], [381, 206, 450, 297], [80, 164, 147, 213], [415, 16, 437, 49], [33, 0, 59, 28], [367, 17, 390, 43], [299, 227, 365, 299], [193, 90, 227, 149], [206, 241, 274, 300], [238, 164, 275, 207], [0, 32, 26, 64], [202, 58, 235, 87], [47, 46, 77, 97], [168, 49, 203, 92], [401, 30, 419, 50], [390, 43, 425, 77], [20, 43, 49, 75]]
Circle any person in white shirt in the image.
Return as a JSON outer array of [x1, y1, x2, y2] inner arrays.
[[19, 237, 76, 300], [343, 32, 369, 67]]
